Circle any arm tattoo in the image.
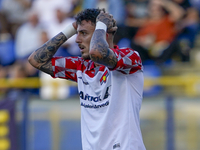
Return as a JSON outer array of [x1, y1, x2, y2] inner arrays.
[[34, 32, 67, 75], [90, 30, 117, 68], [40, 61, 53, 75]]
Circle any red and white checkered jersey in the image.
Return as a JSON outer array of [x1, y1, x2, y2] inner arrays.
[[51, 45, 146, 150]]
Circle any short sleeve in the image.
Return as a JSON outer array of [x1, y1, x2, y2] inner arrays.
[[110, 47, 143, 74], [51, 56, 81, 81]]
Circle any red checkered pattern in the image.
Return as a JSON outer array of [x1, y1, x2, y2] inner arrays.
[[51, 45, 142, 81]]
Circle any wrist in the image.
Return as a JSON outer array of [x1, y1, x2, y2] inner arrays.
[[95, 21, 107, 32], [61, 24, 77, 39]]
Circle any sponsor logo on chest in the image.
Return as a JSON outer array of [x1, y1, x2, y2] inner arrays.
[[79, 86, 110, 102]]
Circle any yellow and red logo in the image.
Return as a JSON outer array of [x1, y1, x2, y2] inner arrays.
[[100, 70, 109, 85]]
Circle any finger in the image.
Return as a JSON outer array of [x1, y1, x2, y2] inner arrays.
[[108, 26, 118, 32], [112, 19, 117, 26], [109, 14, 113, 18], [99, 10, 104, 15], [101, 8, 106, 13]]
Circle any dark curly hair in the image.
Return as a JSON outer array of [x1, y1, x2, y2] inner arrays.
[[75, 8, 117, 35], [75, 8, 102, 25]]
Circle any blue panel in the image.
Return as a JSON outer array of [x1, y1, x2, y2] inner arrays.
[[31, 120, 52, 150], [143, 65, 162, 97], [59, 120, 82, 150], [68, 86, 79, 97]]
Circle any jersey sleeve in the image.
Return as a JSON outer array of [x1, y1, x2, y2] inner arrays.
[[51, 56, 81, 82], [110, 47, 143, 74]]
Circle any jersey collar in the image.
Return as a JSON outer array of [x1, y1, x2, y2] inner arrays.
[[88, 61, 95, 70]]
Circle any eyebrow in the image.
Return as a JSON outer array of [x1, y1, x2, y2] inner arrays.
[[77, 29, 88, 33]]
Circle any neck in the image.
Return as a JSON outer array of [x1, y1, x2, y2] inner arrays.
[[107, 34, 114, 48], [108, 42, 114, 49], [94, 63, 100, 67]]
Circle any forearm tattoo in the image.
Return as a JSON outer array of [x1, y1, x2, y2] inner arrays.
[[90, 30, 117, 68], [34, 32, 67, 75]]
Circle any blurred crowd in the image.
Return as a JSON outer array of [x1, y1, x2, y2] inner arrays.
[[0, 0, 199, 98]]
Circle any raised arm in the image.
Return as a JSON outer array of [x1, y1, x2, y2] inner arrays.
[[89, 11, 118, 69], [28, 23, 77, 76], [152, 0, 185, 22]]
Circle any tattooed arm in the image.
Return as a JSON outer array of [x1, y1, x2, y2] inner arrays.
[[28, 22, 77, 76], [89, 11, 118, 69], [28, 32, 67, 76]]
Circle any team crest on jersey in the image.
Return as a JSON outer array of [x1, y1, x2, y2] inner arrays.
[[100, 70, 109, 85]]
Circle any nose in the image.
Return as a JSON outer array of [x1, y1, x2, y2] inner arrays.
[[75, 33, 81, 44]]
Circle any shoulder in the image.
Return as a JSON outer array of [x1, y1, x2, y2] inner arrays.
[[109, 46, 142, 74], [112, 45, 134, 51], [111, 45, 139, 57], [52, 56, 83, 64]]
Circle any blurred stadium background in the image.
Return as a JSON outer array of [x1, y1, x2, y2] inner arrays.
[[2, 63, 200, 150], [1, 0, 200, 150]]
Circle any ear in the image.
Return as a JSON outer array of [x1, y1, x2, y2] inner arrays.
[[106, 32, 113, 40]]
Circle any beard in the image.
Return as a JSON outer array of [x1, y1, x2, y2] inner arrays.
[[81, 53, 91, 60]]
